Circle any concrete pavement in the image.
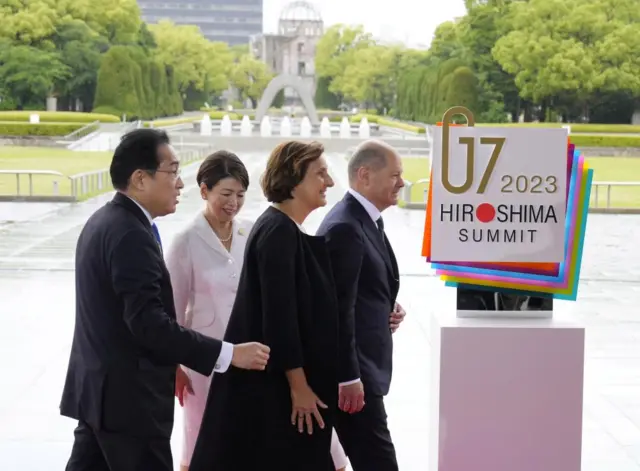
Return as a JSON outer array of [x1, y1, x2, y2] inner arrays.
[[1, 152, 640, 470]]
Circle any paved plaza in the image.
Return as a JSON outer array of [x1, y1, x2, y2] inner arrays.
[[1, 152, 640, 470]]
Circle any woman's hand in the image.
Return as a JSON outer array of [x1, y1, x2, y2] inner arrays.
[[175, 366, 193, 407], [290, 384, 328, 435]]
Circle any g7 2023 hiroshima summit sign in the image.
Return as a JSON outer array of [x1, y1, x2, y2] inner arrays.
[[429, 107, 568, 264]]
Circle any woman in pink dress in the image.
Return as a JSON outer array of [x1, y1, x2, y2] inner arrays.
[[166, 150, 348, 471]]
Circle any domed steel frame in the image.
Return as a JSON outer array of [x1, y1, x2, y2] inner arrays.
[[278, 1, 323, 35], [279, 1, 322, 22]]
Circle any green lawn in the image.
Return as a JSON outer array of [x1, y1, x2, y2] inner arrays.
[[401, 156, 640, 208], [401, 157, 431, 203], [0, 146, 112, 197]]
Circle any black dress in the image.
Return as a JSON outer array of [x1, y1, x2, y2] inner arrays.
[[189, 206, 339, 471]]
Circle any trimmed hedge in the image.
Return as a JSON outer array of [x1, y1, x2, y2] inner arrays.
[[0, 122, 85, 136], [349, 114, 425, 134], [198, 110, 247, 120], [323, 113, 426, 134], [210, 111, 243, 120], [144, 117, 198, 128], [0, 111, 120, 123], [377, 117, 425, 134], [146, 111, 258, 127], [570, 135, 640, 148], [473, 122, 640, 134], [570, 124, 640, 134]]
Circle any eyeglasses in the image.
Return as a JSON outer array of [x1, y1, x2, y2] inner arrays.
[[151, 168, 181, 179]]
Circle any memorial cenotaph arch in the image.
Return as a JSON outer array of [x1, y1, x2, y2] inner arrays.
[[254, 74, 320, 126]]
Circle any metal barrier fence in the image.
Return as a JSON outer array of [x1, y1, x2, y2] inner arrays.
[[402, 179, 640, 212], [70, 146, 212, 200], [0, 146, 213, 202], [62, 120, 100, 141], [345, 146, 430, 157], [0, 170, 73, 201]]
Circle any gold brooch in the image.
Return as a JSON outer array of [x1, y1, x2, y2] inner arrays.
[[238, 227, 245, 236]]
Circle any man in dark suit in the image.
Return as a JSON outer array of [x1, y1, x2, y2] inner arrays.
[[317, 139, 407, 471], [60, 129, 270, 471]]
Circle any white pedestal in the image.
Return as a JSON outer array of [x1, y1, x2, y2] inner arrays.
[[430, 311, 585, 471]]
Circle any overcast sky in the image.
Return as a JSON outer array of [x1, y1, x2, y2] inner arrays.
[[263, 0, 467, 48]]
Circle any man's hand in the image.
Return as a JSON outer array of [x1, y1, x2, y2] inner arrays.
[[175, 366, 193, 407], [390, 302, 406, 333], [231, 342, 270, 370], [339, 380, 365, 414]]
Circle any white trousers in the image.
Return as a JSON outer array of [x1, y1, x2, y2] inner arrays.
[[180, 368, 349, 469]]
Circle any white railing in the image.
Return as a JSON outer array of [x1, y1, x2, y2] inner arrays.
[[401, 179, 640, 211], [590, 181, 640, 209], [0, 170, 72, 199], [345, 146, 430, 157], [69, 146, 213, 200], [0, 146, 213, 202], [62, 120, 100, 141], [121, 120, 143, 133]]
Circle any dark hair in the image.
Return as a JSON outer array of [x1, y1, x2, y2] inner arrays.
[[196, 150, 249, 190], [110, 129, 170, 190], [347, 140, 390, 181], [260, 140, 324, 203]]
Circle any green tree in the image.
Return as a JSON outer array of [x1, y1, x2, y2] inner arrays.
[[93, 46, 142, 118], [444, 66, 480, 112], [84, 0, 142, 44], [52, 20, 108, 110], [315, 24, 374, 100], [229, 54, 273, 108], [0, 41, 69, 108], [0, 0, 196, 116], [429, 21, 463, 61], [493, 0, 640, 121], [149, 59, 170, 116], [149, 20, 232, 99], [340, 45, 395, 112], [314, 76, 340, 109], [456, 1, 520, 122], [0, 0, 60, 46]]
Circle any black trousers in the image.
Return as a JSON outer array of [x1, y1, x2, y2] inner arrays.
[[65, 421, 173, 471], [334, 395, 398, 471]]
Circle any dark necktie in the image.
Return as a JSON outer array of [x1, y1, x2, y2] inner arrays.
[[151, 223, 162, 252], [376, 216, 385, 236], [377, 215, 393, 261]]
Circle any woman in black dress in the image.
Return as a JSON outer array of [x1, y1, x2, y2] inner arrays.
[[190, 141, 340, 471]]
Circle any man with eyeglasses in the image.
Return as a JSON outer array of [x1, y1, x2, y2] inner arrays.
[[60, 129, 270, 471]]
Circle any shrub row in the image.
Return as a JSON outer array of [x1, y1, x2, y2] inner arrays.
[[0, 122, 84, 136], [570, 135, 640, 148], [477, 122, 640, 134], [1, 120, 639, 147], [570, 124, 640, 134], [149, 112, 424, 135], [151, 110, 640, 140], [0, 111, 120, 123], [146, 111, 248, 127]]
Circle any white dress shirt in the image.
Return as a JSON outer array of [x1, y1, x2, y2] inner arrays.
[[348, 188, 381, 224], [125, 194, 233, 373]]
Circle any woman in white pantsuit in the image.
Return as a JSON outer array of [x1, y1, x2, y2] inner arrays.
[[166, 150, 348, 471]]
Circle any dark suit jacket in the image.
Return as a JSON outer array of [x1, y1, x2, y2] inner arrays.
[[317, 192, 400, 396], [59, 192, 223, 439], [190, 206, 339, 471]]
